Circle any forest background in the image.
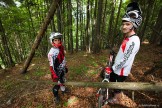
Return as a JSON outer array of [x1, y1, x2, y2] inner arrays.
[[0, 0, 162, 69], [0, 0, 162, 107]]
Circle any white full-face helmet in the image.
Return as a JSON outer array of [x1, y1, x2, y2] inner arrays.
[[49, 32, 62, 45], [122, 2, 142, 29]]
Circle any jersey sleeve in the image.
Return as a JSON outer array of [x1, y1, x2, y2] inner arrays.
[[48, 49, 57, 70]]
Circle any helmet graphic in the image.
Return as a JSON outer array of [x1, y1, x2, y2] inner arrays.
[[122, 2, 142, 28], [49, 32, 62, 44]]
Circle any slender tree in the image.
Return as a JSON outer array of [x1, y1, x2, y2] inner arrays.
[[150, 7, 162, 45], [91, 0, 97, 52], [85, 0, 90, 53], [56, 1, 62, 33], [93, 0, 103, 53], [139, 0, 155, 42], [0, 19, 14, 67], [75, 0, 79, 52], [107, 0, 116, 47], [67, 0, 73, 53], [112, 0, 122, 47]]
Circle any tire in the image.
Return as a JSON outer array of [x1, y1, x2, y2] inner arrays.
[[98, 95, 104, 108], [98, 88, 107, 108]]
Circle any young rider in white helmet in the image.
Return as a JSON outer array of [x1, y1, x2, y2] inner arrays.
[[48, 32, 68, 104], [105, 2, 142, 105]]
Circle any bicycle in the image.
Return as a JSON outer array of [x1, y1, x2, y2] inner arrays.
[[96, 44, 116, 108]]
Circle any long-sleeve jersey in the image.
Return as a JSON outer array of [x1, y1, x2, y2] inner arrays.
[[112, 35, 140, 76], [48, 46, 66, 77]]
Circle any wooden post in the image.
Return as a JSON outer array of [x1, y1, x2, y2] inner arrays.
[[20, 0, 61, 74]]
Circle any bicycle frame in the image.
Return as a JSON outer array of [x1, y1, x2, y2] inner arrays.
[[96, 44, 116, 107]]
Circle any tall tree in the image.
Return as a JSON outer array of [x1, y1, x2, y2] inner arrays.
[[101, 0, 108, 47], [25, 0, 36, 38], [0, 18, 14, 67], [112, 0, 122, 47], [139, 0, 155, 42], [150, 7, 162, 45], [93, 0, 103, 53], [107, 0, 116, 47], [67, 0, 73, 53], [75, 0, 79, 52], [80, 1, 84, 50], [56, 1, 62, 33], [85, 0, 90, 53], [91, 0, 97, 52]]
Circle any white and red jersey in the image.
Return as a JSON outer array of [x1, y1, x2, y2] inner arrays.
[[48, 46, 66, 77], [112, 35, 140, 76]]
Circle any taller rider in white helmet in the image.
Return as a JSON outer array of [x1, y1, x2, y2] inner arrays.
[[105, 2, 142, 105]]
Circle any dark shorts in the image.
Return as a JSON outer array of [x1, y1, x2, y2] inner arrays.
[[110, 72, 127, 94], [110, 72, 127, 82]]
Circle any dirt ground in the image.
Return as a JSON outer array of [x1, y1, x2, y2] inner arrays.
[[0, 44, 162, 108]]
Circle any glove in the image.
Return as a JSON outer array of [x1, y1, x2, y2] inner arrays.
[[51, 73, 58, 82], [105, 67, 112, 74], [50, 66, 58, 82]]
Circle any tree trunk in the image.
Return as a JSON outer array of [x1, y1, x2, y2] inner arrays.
[[67, 0, 73, 54], [0, 18, 15, 68], [107, 1, 115, 47], [93, 0, 103, 53], [80, 1, 84, 51], [112, 0, 122, 47], [140, 0, 155, 42], [101, 0, 107, 48], [0, 45, 6, 67], [20, 0, 61, 74], [91, 0, 97, 52], [62, 1, 66, 50], [75, 0, 79, 52], [150, 7, 162, 45], [56, 1, 62, 33], [85, 0, 90, 53], [26, 0, 36, 38]]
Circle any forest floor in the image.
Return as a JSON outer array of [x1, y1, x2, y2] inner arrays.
[[0, 44, 162, 108]]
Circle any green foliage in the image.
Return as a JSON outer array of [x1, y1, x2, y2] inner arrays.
[[33, 70, 46, 77], [70, 64, 89, 75], [0, 0, 161, 68], [64, 102, 68, 107], [24, 74, 30, 80]]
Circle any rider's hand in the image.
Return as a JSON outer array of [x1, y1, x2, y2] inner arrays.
[[50, 66, 59, 82], [105, 67, 112, 74], [52, 73, 58, 82]]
